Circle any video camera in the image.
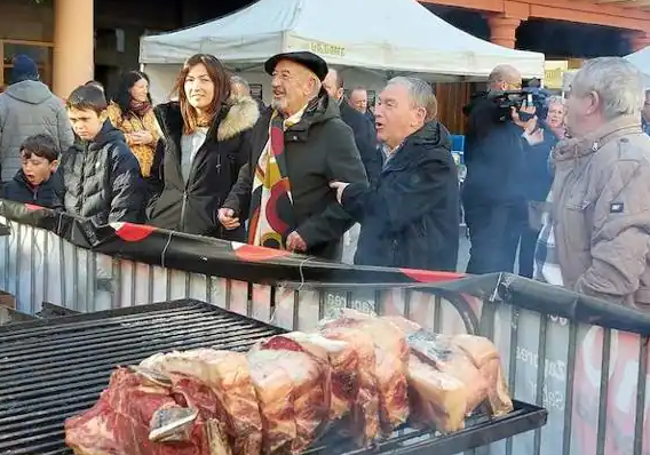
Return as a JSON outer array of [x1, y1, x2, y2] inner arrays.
[[487, 87, 551, 123]]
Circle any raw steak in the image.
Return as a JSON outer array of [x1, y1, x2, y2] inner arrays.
[[322, 310, 410, 435], [64, 368, 216, 455], [249, 337, 330, 454], [384, 316, 512, 431], [406, 353, 468, 432], [451, 334, 513, 416], [141, 349, 262, 455], [318, 325, 380, 446], [274, 332, 358, 421]]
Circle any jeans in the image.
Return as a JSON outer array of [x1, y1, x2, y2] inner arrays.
[[465, 202, 527, 274]]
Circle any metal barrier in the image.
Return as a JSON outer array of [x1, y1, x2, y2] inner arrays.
[[0, 217, 648, 455]]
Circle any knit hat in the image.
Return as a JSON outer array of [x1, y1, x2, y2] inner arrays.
[[11, 54, 39, 84]]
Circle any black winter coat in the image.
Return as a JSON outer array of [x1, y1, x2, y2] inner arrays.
[[521, 126, 557, 203], [341, 121, 460, 271], [147, 96, 260, 239], [339, 100, 382, 185], [2, 169, 62, 209], [60, 121, 144, 224], [462, 94, 525, 208], [223, 90, 367, 260]]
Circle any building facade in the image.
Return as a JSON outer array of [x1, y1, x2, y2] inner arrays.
[[0, 0, 250, 98], [1, 0, 649, 130]]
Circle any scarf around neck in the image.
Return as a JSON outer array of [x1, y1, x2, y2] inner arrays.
[[130, 99, 152, 118]]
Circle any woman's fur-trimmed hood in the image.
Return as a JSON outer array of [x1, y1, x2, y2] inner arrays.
[[154, 95, 260, 142], [217, 94, 260, 141]]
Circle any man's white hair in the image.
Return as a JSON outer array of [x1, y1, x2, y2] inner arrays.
[[386, 76, 432, 110], [571, 57, 644, 120]]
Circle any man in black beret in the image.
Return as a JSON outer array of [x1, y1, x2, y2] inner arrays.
[[219, 51, 368, 260]]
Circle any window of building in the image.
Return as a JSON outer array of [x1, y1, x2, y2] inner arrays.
[[0, 40, 54, 88]]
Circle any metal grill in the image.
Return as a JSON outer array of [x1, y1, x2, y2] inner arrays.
[[0, 299, 547, 455]]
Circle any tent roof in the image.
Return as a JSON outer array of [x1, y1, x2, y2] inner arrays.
[[625, 47, 650, 89], [140, 0, 544, 78]]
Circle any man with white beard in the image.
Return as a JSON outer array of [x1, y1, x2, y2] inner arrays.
[[219, 51, 367, 260]]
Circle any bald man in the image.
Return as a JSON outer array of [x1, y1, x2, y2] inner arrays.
[[462, 64, 530, 275], [323, 69, 382, 185]]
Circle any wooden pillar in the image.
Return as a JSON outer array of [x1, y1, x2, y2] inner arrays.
[[629, 31, 650, 53], [487, 15, 522, 49], [53, 0, 94, 99]]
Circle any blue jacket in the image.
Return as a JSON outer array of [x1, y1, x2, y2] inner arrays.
[[341, 121, 460, 271], [2, 169, 62, 209]]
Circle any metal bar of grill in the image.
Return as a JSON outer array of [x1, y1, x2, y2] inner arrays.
[[0, 299, 547, 455]]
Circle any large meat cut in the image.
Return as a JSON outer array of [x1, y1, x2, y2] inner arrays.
[[64, 367, 224, 455], [385, 315, 513, 431], [140, 349, 262, 455], [320, 310, 410, 436], [247, 336, 330, 455], [64, 311, 513, 455]]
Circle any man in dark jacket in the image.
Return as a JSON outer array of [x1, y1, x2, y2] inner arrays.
[[331, 77, 459, 271], [61, 85, 144, 225], [462, 64, 529, 274], [219, 51, 367, 260], [323, 69, 382, 185], [0, 55, 74, 182]]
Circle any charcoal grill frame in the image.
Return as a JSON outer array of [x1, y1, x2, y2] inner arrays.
[[0, 299, 547, 455]]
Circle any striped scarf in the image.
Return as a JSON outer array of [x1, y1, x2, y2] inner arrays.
[[248, 109, 303, 249]]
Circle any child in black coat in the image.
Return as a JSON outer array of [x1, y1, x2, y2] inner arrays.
[[2, 134, 62, 208]]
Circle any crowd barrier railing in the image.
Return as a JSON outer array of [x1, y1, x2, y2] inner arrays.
[[1, 199, 649, 455]]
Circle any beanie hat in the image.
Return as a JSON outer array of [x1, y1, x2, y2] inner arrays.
[[11, 54, 39, 84]]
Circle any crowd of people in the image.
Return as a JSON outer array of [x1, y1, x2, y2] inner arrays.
[[2, 50, 650, 310], [0, 51, 459, 271], [463, 56, 650, 310]]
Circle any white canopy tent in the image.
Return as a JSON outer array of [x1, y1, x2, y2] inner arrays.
[[140, 0, 544, 103], [625, 47, 650, 89]]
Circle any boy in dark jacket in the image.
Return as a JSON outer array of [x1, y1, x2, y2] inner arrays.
[[61, 85, 144, 224], [2, 134, 62, 208]]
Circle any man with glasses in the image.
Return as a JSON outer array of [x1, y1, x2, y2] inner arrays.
[[462, 64, 532, 275]]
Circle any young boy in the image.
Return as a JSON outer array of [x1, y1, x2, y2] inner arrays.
[[61, 85, 144, 224], [2, 134, 62, 208]]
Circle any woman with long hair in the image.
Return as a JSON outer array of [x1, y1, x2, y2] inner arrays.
[[147, 54, 260, 239], [106, 71, 160, 177]]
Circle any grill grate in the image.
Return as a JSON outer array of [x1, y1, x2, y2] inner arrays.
[[0, 299, 547, 455]]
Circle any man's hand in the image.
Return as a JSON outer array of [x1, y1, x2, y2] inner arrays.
[[329, 181, 350, 204], [286, 231, 307, 252], [511, 106, 537, 131], [218, 208, 240, 230]]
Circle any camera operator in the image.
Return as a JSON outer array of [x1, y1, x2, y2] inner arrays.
[[462, 64, 533, 274]]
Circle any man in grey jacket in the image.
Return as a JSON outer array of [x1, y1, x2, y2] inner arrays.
[[0, 54, 74, 182]]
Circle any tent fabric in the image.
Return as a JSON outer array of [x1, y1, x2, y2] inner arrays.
[[624, 48, 650, 89], [140, 0, 544, 78]]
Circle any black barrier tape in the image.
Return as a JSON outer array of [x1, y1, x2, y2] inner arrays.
[[2, 199, 650, 335]]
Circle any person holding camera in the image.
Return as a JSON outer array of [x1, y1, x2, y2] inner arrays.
[[462, 64, 533, 274], [518, 96, 565, 278]]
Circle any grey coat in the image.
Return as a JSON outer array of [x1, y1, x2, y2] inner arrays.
[[0, 80, 74, 181]]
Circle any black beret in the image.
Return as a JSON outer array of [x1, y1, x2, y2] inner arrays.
[[264, 51, 329, 82]]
